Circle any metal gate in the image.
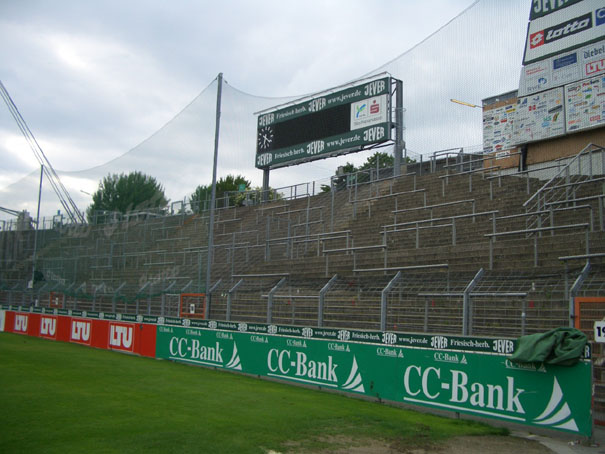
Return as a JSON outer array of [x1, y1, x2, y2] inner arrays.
[[575, 296, 605, 425]]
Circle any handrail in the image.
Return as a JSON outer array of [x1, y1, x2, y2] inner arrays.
[[383, 210, 498, 231], [354, 264, 449, 273], [523, 143, 600, 208], [439, 165, 500, 179]]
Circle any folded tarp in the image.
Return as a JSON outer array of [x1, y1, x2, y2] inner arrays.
[[510, 327, 588, 366]]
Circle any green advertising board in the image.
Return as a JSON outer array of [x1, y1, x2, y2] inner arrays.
[[156, 325, 592, 437], [255, 76, 392, 169]]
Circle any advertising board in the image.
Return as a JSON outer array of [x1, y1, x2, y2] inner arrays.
[[255, 77, 392, 169], [482, 102, 516, 153], [519, 39, 605, 96], [565, 76, 605, 132], [156, 324, 592, 437], [523, 0, 605, 65], [513, 87, 566, 144]]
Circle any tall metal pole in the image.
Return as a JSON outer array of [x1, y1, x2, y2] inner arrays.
[[30, 164, 44, 291], [394, 79, 404, 176], [205, 73, 223, 315]]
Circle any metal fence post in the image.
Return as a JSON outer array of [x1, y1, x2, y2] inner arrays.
[[381, 271, 402, 331], [463, 268, 484, 335], [227, 279, 244, 322], [267, 277, 287, 324], [318, 274, 338, 328]]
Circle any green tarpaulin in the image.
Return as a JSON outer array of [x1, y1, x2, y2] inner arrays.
[[510, 327, 588, 366]]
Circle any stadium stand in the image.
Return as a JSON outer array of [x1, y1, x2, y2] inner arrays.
[[1, 144, 603, 333]]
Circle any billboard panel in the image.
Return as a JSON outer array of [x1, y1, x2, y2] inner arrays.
[[529, 0, 584, 20], [482, 102, 517, 153], [523, 0, 605, 65], [255, 77, 392, 169], [156, 324, 592, 437], [565, 76, 605, 132], [519, 39, 605, 96], [513, 87, 566, 144]]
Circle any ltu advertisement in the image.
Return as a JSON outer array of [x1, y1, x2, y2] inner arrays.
[[155, 325, 592, 437]]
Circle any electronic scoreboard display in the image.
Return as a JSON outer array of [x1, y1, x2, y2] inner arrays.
[[255, 76, 392, 169]]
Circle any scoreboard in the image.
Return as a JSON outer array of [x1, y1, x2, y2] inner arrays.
[[256, 76, 392, 169]]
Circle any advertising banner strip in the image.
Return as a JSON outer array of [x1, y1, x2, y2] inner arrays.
[[156, 325, 592, 437], [0, 305, 591, 359], [1, 309, 157, 358], [258, 77, 391, 126]]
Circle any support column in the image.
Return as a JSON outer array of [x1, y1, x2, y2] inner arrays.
[[394, 79, 404, 176], [205, 72, 223, 317], [262, 168, 270, 202]]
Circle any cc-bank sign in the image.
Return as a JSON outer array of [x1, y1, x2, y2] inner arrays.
[[523, 0, 604, 64]]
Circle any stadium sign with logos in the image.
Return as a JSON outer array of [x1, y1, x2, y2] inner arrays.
[[523, 0, 605, 66], [519, 39, 605, 96], [255, 76, 392, 170]]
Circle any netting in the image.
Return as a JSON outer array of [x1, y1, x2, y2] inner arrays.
[[0, 0, 528, 221]]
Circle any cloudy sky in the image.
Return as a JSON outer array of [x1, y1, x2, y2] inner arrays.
[[0, 0, 529, 220]]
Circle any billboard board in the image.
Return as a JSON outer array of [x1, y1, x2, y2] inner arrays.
[[523, 0, 605, 66], [513, 87, 566, 144], [565, 76, 605, 132], [519, 39, 605, 96], [482, 102, 516, 153], [255, 76, 392, 169]]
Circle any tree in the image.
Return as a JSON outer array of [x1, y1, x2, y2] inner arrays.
[[190, 174, 251, 213], [321, 151, 416, 192], [86, 171, 168, 222], [358, 151, 394, 171]]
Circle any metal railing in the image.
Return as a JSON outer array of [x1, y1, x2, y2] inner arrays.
[[524, 143, 605, 230]]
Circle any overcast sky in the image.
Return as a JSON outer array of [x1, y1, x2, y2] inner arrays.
[[0, 0, 529, 220]]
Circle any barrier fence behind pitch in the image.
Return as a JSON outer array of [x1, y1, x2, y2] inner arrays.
[[0, 304, 592, 438]]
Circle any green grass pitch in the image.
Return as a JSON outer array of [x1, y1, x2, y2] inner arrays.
[[0, 333, 505, 453]]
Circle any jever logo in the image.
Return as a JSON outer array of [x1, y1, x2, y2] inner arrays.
[[14, 314, 28, 333], [40, 316, 57, 338], [70, 320, 91, 344], [109, 323, 134, 351]]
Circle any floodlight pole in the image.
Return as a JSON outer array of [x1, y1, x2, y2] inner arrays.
[[205, 72, 223, 315], [394, 79, 404, 176], [30, 164, 44, 291]]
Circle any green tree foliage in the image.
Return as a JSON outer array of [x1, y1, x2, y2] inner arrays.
[[322, 151, 416, 192], [358, 151, 394, 171], [86, 172, 168, 222], [190, 174, 251, 212]]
